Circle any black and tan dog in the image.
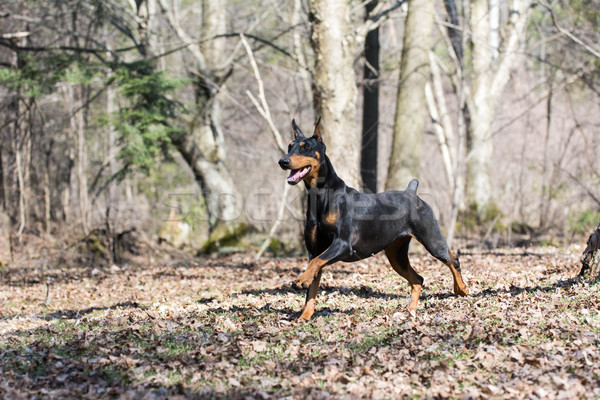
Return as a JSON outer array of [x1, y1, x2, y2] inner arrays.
[[278, 118, 469, 321]]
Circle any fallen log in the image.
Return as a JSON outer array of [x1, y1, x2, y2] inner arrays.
[[579, 223, 600, 282]]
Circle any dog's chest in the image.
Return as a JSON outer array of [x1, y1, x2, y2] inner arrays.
[[305, 218, 334, 254]]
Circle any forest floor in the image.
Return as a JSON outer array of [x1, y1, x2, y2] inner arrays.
[[1, 241, 599, 399]]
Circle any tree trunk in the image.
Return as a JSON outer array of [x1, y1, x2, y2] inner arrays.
[[309, 0, 360, 188], [76, 85, 90, 234], [386, 0, 434, 190], [361, 0, 379, 193], [195, 0, 245, 246], [579, 223, 600, 281], [171, 132, 245, 253], [0, 144, 5, 213], [443, 0, 463, 64], [292, 0, 313, 101], [64, 84, 90, 234], [467, 0, 493, 210], [155, 0, 246, 251], [466, 0, 531, 211]]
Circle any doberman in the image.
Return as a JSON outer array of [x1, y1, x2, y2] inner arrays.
[[278, 118, 469, 321]]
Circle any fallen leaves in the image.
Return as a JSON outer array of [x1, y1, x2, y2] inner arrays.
[[0, 246, 599, 398]]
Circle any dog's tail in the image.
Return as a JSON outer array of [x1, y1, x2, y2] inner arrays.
[[406, 179, 419, 192]]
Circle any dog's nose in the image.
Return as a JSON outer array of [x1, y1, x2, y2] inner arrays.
[[279, 157, 290, 169]]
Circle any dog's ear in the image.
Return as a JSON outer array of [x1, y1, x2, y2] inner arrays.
[[312, 116, 323, 143], [291, 119, 305, 140]]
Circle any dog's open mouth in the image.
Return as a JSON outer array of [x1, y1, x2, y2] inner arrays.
[[287, 166, 311, 185]]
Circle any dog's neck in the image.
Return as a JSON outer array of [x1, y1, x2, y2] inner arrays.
[[304, 154, 344, 191]]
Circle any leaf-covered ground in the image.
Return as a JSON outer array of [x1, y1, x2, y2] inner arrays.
[[1, 244, 599, 399]]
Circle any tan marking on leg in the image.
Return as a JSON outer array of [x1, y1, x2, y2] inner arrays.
[[325, 210, 338, 225], [385, 237, 423, 313], [310, 225, 317, 245], [446, 251, 468, 296], [294, 256, 328, 289], [296, 270, 323, 321]]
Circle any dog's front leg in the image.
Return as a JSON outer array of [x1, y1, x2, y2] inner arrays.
[[292, 239, 351, 290], [297, 270, 323, 321]]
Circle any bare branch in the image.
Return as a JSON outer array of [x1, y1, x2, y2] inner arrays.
[[156, 0, 206, 69], [561, 168, 600, 207], [492, 72, 582, 137], [255, 182, 291, 260], [240, 34, 286, 153], [1, 31, 30, 39], [369, 0, 408, 22], [240, 34, 291, 260], [490, 0, 532, 99], [0, 38, 112, 62], [357, 0, 407, 42], [425, 82, 454, 185], [540, 2, 600, 59]]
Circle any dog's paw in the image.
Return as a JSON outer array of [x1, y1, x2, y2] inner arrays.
[[293, 315, 311, 323], [291, 276, 312, 290], [454, 284, 469, 296]]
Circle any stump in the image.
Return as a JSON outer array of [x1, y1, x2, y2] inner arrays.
[[579, 223, 600, 282]]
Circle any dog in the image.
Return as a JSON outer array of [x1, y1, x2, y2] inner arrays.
[[278, 118, 469, 321]]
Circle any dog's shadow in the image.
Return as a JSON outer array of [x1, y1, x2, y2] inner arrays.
[[237, 276, 582, 320], [471, 276, 581, 298]]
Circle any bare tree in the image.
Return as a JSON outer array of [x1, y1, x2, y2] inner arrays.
[[361, 0, 380, 193], [309, 0, 362, 188], [385, 0, 434, 190], [309, 0, 405, 189], [466, 0, 532, 210], [157, 0, 245, 250]]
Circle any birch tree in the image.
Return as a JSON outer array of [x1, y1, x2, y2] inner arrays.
[[309, 0, 362, 188], [309, 0, 405, 189], [385, 0, 434, 190], [466, 0, 532, 210], [156, 0, 245, 250]]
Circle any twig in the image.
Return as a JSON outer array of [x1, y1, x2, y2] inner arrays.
[[357, 0, 408, 40], [240, 33, 286, 153], [44, 278, 51, 306], [240, 33, 291, 260], [369, 0, 408, 22], [561, 168, 600, 207], [256, 182, 291, 260], [540, 2, 600, 59], [479, 215, 501, 248]]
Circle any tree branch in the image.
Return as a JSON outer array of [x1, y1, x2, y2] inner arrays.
[[561, 168, 600, 208], [540, 2, 600, 59], [240, 33, 286, 153], [490, 0, 532, 99], [0, 38, 111, 62], [357, 0, 408, 42], [369, 0, 408, 22], [156, 0, 206, 70]]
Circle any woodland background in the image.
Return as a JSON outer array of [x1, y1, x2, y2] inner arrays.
[[0, 0, 599, 253], [2, 1, 600, 398]]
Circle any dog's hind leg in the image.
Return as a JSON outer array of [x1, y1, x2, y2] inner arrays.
[[385, 236, 424, 315], [411, 204, 469, 296], [296, 270, 323, 321], [445, 250, 468, 296]]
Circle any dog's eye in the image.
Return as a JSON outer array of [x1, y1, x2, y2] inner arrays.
[[301, 143, 310, 152]]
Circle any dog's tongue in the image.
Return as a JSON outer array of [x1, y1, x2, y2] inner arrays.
[[287, 166, 310, 184]]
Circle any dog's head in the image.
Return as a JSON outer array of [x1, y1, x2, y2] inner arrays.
[[278, 118, 325, 186]]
